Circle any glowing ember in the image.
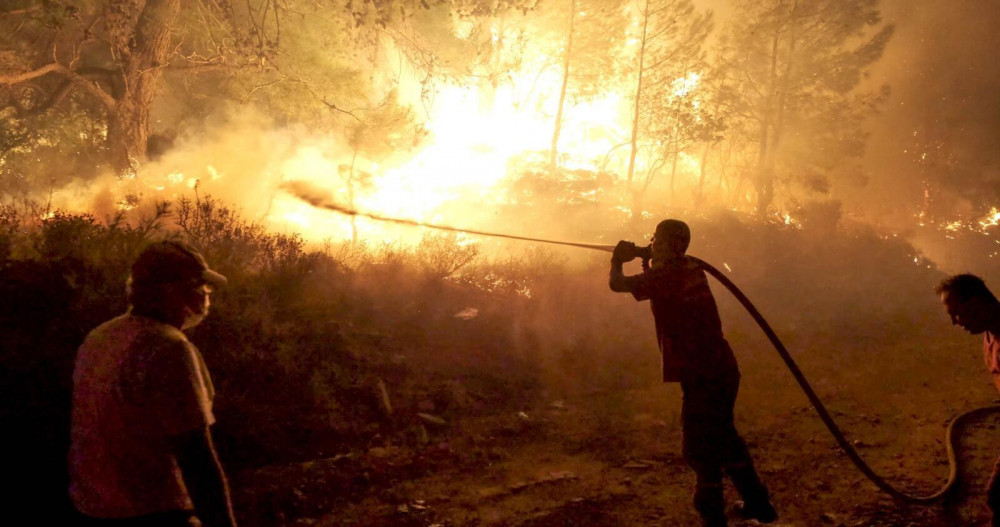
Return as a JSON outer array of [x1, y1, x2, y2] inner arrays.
[[942, 220, 964, 232], [453, 307, 479, 320], [672, 72, 701, 98], [979, 207, 1000, 230]]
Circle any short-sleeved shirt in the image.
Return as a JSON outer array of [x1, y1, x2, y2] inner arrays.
[[617, 256, 738, 382], [69, 314, 216, 518], [984, 331, 1000, 394]]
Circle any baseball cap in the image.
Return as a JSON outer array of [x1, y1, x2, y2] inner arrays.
[[131, 240, 228, 288]]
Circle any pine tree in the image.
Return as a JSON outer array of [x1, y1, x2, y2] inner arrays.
[[716, 0, 893, 215]]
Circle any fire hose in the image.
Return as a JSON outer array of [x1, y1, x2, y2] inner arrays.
[[285, 181, 1000, 504], [690, 255, 1000, 504]]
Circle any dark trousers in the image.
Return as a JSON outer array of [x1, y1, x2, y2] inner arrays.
[[681, 371, 769, 525]]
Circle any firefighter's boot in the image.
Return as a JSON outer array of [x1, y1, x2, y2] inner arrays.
[[727, 462, 777, 523], [694, 481, 727, 527]]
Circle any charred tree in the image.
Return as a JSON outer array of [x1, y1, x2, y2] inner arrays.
[[623, 0, 712, 209], [718, 0, 893, 216], [106, 0, 181, 174], [625, 6, 650, 190], [0, 0, 286, 178], [0, 1, 180, 175], [549, 0, 577, 170]]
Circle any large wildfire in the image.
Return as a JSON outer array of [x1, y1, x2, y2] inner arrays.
[[7, 1, 998, 261], [12, 3, 1000, 526], [114, 66, 700, 247], [265, 73, 705, 243], [37, 5, 716, 248]]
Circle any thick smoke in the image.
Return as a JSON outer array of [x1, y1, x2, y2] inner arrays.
[[862, 1, 1000, 225]]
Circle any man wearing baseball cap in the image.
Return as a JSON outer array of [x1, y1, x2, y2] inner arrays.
[[69, 241, 237, 526]]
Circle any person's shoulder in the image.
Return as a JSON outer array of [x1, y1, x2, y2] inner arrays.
[[94, 313, 183, 337], [680, 255, 703, 272], [78, 315, 191, 366], [137, 315, 187, 338], [127, 316, 190, 347], [91, 314, 192, 358], [81, 314, 135, 344], [646, 257, 702, 276]]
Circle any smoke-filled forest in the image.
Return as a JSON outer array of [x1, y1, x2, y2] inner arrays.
[[4, 1, 1000, 525]]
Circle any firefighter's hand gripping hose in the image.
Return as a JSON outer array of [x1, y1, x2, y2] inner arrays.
[[284, 182, 1000, 504]]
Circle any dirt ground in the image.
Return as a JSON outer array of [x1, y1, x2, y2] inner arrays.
[[230, 329, 1000, 527]]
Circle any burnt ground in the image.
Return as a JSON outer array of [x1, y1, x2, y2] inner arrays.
[[230, 333, 1000, 527]]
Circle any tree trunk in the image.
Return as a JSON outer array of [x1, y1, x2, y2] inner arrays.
[[760, 1, 797, 215], [107, 0, 180, 176], [754, 0, 798, 216], [754, 14, 782, 216], [630, 189, 644, 222], [348, 150, 359, 244], [754, 118, 772, 215], [695, 141, 709, 205], [669, 140, 680, 198], [754, 167, 774, 216], [550, 0, 577, 170], [626, 1, 651, 187]]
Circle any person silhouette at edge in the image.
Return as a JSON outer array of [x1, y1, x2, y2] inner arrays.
[[938, 273, 1000, 527]]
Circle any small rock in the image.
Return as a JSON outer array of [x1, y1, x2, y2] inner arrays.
[[375, 378, 393, 416], [454, 307, 479, 319], [544, 470, 577, 482], [479, 486, 508, 499], [509, 480, 531, 492], [417, 424, 430, 444], [418, 413, 447, 426]]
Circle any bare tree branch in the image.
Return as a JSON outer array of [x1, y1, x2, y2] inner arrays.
[[0, 6, 41, 17], [323, 99, 362, 122], [167, 61, 230, 72], [61, 66, 117, 109], [241, 76, 285, 102], [0, 62, 62, 85], [0, 62, 118, 110]]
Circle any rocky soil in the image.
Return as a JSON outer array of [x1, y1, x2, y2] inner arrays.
[[231, 334, 1000, 526]]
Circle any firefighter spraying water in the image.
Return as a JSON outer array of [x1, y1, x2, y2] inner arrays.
[[609, 220, 777, 526], [283, 182, 1000, 519]]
